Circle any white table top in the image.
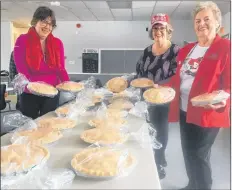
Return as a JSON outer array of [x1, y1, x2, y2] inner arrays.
[[1, 112, 161, 189]]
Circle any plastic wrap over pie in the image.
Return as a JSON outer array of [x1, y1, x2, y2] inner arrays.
[[1, 144, 50, 175], [106, 77, 128, 93], [56, 81, 84, 93], [88, 117, 127, 129], [191, 90, 230, 106], [11, 126, 63, 145], [143, 87, 175, 104], [71, 147, 135, 177], [27, 82, 58, 97], [108, 99, 134, 110], [130, 78, 154, 88], [80, 128, 129, 145], [37, 117, 77, 130], [55, 105, 70, 117]]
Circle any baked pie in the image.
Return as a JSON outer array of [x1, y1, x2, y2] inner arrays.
[[27, 82, 58, 96], [130, 78, 154, 88], [71, 147, 135, 177], [56, 81, 84, 93], [106, 77, 128, 93], [37, 117, 77, 130], [106, 109, 128, 118], [55, 105, 70, 117], [80, 128, 128, 145], [12, 126, 63, 145], [1, 144, 50, 175], [108, 99, 134, 110], [191, 90, 230, 106], [143, 86, 175, 104], [89, 117, 127, 128]]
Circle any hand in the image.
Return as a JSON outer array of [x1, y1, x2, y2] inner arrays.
[[202, 100, 227, 110]]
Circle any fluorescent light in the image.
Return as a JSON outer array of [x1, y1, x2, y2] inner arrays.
[[50, 1, 60, 6]]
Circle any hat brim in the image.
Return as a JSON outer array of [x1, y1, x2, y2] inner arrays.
[[152, 21, 167, 26]]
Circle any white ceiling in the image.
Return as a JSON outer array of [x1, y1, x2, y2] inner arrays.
[[1, 0, 231, 27]]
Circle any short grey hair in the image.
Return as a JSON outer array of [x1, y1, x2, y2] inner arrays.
[[192, 1, 222, 33], [149, 23, 173, 40]]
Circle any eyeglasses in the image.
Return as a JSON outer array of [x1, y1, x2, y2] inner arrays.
[[152, 26, 166, 32], [40, 20, 56, 28]]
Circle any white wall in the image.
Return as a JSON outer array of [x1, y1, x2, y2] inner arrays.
[[1, 22, 13, 71], [53, 20, 196, 73], [222, 12, 231, 35]]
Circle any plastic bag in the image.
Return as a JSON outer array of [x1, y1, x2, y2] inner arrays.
[[121, 72, 136, 82], [11, 73, 29, 95], [129, 101, 149, 120], [71, 143, 137, 179], [94, 88, 113, 100], [81, 76, 96, 89], [108, 98, 134, 111], [27, 81, 58, 98], [112, 86, 141, 102]]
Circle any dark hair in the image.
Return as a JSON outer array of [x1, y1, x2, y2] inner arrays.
[[31, 6, 57, 28]]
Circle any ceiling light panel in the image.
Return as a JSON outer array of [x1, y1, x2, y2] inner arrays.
[[108, 1, 132, 9]]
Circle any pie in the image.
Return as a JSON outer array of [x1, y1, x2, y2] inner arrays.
[[27, 82, 58, 96], [1, 144, 50, 175], [106, 109, 128, 118], [106, 77, 128, 93], [11, 126, 63, 145], [130, 78, 154, 88], [108, 99, 134, 110], [191, 90, 230, 106], [143, 86, 175, 104], [37, 117, 77, 130], [56, 81, 84, 93], [80, 128, 128, 145], [71, 147, 135, 177], [55, 105, 70, 117], [89, 117, 127, 128]]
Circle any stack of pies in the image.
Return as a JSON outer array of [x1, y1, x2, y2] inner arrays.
[[27, 82, 58, 97], [37, 117, 77, 130], [191, 90, 230, 106], [130, 78, 154, 88], [106, 77, 128, 93], [89, 117, 127, 129], [11, 126, 63, 145], [71, 147, 135, 177], [56, 81, 84, 93], [1, 144, 50, 175], [143, 86, 175, 104], [80, 128, 128, 145], [108, 99, 134, 110]]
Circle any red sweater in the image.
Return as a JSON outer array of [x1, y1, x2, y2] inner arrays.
[[166, 35, 231, 128]]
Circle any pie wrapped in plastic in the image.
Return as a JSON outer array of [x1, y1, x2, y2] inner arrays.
[[108, 99, 134, 110], [71, 147, 135, 177], [56, 81, 84, 93], [80, 128, 128, 145], [27, 82, 58, 97], [191, 90, 230, 106], [1, 144, 50, 175], [11, 126, 63, 145], [88, 117, 127, 129], [55, 106, 70, 117], [106, 77, 128, 93], [130, 78, 154, 88], [37, 117, 77, 130], [143, 86, 175, 104]]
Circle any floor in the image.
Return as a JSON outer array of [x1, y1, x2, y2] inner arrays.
[[1, 102, 231, 189], [161, 123, 231, 190]]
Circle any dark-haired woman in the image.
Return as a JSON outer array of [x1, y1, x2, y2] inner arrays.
[[14, 6, 69, 119]]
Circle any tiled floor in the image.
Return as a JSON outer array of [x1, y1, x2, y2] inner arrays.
[[161, 123, 231, 190]]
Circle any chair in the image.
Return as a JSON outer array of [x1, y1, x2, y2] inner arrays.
[[0, 84, 12, 112]]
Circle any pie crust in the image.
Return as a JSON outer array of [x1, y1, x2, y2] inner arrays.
[[56, 81, 84, 92], [108, 99, 134, 110], [55, 106, 70, 117], [130, 78, 154, 88], [143, 86, 175, 104], [12, 126, 63, 145], [27, 82, 58, 96], [71, 147, 135, 177], [106, 77, 128, 93], [89, 117, 127, 129], [37, 117, 77, 130], [80, 128, 128, 145], [1, 144, 50, 175]]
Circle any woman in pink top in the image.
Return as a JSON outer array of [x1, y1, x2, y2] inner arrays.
[[14, 6, 69, 119]]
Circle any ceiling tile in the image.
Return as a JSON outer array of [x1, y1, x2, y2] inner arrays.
[[132, 1, 156, 9], [155, 1, 180, 7], [84, 1, 109, 9], [153, 6, 177, 15], [61, 1, 87, 10], [133, 7, 153, 17], [91, 8, 113, 21], [71, 9, 97, 21], [108, 1, 132, 9], [111, 9, 132, 17]]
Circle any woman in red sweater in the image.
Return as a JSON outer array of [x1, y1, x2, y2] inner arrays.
[[166, 2, 230, 190]]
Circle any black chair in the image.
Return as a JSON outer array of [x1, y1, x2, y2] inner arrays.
[[0, 84, 12, 112]]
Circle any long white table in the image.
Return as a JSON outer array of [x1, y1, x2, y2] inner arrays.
[[1, 111, 161, 189]]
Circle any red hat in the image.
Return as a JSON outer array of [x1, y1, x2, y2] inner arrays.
[[151, 13, 170, 26]]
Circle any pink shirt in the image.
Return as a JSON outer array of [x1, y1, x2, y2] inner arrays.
[[14, 34, 69, 93]]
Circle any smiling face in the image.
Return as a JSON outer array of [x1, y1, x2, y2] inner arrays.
[[152, 24, 167, 43], [34, 17, 53, 40], [194, 8, 218, 39]]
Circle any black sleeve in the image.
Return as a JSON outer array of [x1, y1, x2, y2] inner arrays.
[[135, 49, 146, 79], [9, 51, 18, 81], [168, 44, 180, 77]]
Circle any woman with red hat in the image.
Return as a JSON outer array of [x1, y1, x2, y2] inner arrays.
[[136, 13, 180, 179]]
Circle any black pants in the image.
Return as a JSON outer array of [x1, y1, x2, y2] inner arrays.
[[148, 104, 170, 166], [19, 92, 60, 119], [180, 110, 220, 190]]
